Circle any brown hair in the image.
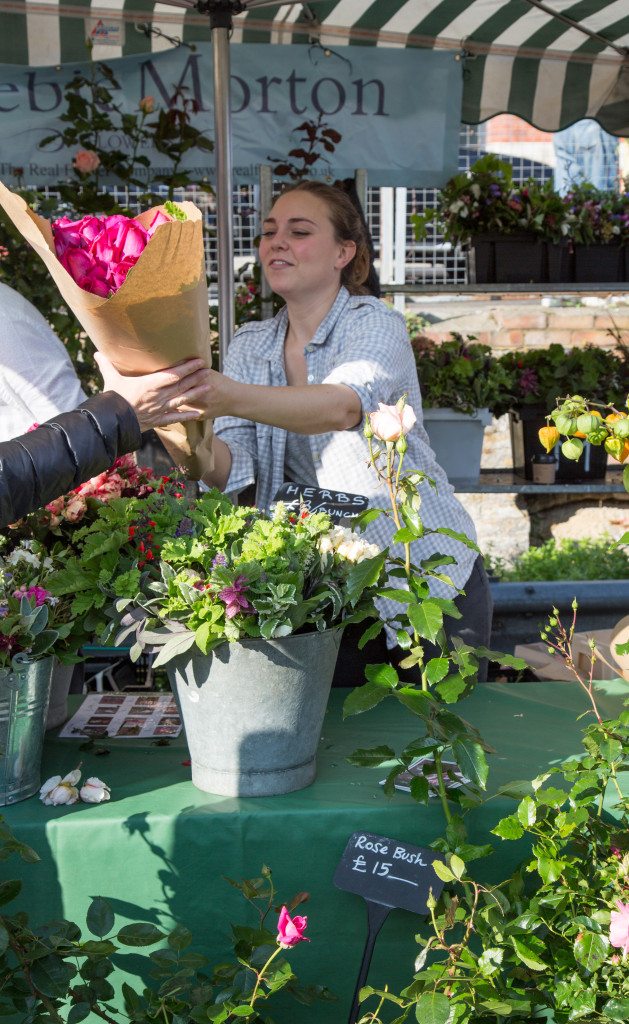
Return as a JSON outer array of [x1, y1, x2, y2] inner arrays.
[[276, 180, 372, 295]]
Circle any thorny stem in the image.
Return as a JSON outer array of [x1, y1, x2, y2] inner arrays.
[[8, 932, 65, 1024], [249, 944, 282, 1007], [434, 752, 452, 823]]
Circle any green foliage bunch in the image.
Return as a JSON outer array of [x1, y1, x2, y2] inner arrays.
[[493, 344, 629, 418], [0, 833, 330, 1022], [487, 535, 629, 582], [564, 182, 629, 246], [47, 487, 386, 667], [411, 155, 572, 247], [411, 154, 628, 250], [356, 607, 629, 1024], [339, 401, 629, 1024], [407, 328, 513, 416], [0, 539, 74, 668]]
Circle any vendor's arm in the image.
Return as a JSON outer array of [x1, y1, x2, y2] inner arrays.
[[199, 373, 361, 435]]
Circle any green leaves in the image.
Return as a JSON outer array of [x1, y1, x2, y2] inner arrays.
[[116, 923, 165, 947], [573, 930, 608, 972], [86, 897, 114, 939], [414, 992, 452, 1024], [509, 935, 548, 971]]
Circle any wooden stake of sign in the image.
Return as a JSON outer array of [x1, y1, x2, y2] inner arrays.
[[333, 831, 446, 1024]]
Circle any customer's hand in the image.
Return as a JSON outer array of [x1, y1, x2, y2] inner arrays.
[[95, 352, 212, 432]]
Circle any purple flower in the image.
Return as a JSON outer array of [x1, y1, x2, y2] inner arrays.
[[174, 517, 194, 538], [518, 368, 539, 396], [218, 575, 253, 619], [212, 552, 227, 568]]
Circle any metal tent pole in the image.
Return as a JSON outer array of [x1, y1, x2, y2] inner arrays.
[[207, 2, 236, 368]]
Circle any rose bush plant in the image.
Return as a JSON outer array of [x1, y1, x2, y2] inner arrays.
[[324, 399, 629, 1024], [0, 843, 330, 1022]]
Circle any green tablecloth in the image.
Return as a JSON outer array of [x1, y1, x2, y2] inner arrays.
[[3, 680, 629, 1023]]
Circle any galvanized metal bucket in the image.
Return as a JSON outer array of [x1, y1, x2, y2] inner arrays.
[[0, 655, 54, 805], [167, 628, 342, 797], [46, 660, 74, 731]]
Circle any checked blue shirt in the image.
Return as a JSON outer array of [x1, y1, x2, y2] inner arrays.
[[214, 287, 478, 636]]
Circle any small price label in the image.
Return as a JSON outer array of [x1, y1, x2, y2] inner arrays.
[[333, 831, 446, 914]]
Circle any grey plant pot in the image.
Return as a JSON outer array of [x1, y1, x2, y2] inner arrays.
[[0, 655, 53, 805], [422, 407, 492, 484], [167, 627, 342, 797]]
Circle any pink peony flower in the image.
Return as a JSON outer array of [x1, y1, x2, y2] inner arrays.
[[218, 576, 253, 619], [277, 906, 309, 948], [138, 95, 155, 114], [369, 402, 417, 442], [610, 900, 629, 956], [73, 150, 101, 175]]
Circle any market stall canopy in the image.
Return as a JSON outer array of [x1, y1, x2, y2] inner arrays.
[[1, 0, 627, 134]]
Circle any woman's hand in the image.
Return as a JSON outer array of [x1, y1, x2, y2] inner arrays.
[[94, 352, 213, 432]]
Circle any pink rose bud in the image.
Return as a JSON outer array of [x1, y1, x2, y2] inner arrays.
[[73, 149, 101, 175], [139, 95, 155, 114], [277, 905, 309, 948], [368, 401, 417, 442], [609, 899, 629, 957]]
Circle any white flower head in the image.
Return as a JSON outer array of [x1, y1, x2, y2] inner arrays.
[[79, 777, 111, 804], [39, 770, 81, 806]]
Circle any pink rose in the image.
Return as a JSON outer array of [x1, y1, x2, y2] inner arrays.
[[59, 247, 109, 297], [53, 215, 102, 257], [369, 402, 417, 442], [139, 95, 155, 114], [147, 210, 171, 237], [73, 149, 100, 175], [277, 906, 309, 948], [610, 900, 629, 956]]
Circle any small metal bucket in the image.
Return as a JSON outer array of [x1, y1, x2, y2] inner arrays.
[[168, 628, 342, 797], [0, 655, 54, 805]]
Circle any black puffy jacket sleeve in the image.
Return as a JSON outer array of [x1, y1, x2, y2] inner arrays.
[[0, 392, 142, 528]]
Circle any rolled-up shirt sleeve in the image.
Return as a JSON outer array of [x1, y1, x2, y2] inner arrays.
[[213, 341, 258, 494], [321, 305, 413, 422]]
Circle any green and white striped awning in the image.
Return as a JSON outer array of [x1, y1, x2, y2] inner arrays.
[[1, 0, 628, 134]]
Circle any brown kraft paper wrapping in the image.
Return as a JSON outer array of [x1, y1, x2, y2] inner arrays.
[[0, 181, 213, 479]]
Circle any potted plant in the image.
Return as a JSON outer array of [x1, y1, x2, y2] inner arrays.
[[411, 155, 570, 284], [48, 488, 385, 797], [564, 182, 628, 283], [4, 453, 168, 728], [0, 539, 75, 803], [495, 344, 628, 481], [408, 327, 510, 483]]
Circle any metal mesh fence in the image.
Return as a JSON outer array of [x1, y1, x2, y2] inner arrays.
[[34, 122, 561, 290]]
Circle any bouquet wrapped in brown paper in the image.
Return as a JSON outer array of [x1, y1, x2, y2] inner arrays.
[[0, 181, 213, 479]]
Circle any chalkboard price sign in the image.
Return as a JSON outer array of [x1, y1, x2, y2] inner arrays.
[[334, 830, 446, 914], [273, 482, 368, 522]]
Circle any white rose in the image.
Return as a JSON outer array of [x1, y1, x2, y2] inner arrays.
[[39, 769, 81, 806], [79, 777, 111, 804]]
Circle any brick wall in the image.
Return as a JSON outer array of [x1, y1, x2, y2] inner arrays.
[[414, 296, 629, 354]]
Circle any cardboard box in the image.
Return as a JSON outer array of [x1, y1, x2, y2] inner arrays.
[[515, 628, 628, 682]]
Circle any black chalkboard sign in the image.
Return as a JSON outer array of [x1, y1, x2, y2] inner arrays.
[[334, 830, 445, 914], [335, 832, 447, 1024], [273, 482, 368, 522]]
